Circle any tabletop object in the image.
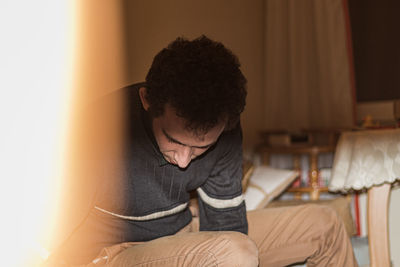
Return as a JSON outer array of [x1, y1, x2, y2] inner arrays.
[[329, 128, 400, 267]]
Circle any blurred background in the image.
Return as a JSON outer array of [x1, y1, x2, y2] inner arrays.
[[1, 0, 399, 266]]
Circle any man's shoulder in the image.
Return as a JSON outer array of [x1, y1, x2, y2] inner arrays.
[[219, 122, 242, 142], [201, 122, 242, 162], [89, 82, 145, 115], [117, 82, 146, 96], [123, 82, 146, 90], [102, 82, 145, 102], [77, 82, 146, 138]]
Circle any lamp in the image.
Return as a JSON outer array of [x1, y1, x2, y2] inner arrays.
[[329, 129, 400, 267]]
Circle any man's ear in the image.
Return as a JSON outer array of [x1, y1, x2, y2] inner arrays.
[[139, 87, 150, 111]]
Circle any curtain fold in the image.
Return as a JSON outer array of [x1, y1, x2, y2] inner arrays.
[[263, 0, 355, 131]]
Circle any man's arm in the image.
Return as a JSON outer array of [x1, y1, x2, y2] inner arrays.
[[196, 124, 248, 234]]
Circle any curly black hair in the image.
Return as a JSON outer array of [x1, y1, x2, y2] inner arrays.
[[145, 35, 247, 134]]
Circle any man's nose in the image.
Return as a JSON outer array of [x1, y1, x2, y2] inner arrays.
[[174, 146, 193, 168]]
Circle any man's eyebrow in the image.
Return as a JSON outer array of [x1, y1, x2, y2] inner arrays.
[[162, 129, 216, 149]]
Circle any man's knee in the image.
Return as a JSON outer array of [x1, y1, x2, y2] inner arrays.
[[214, 231, 259, 267], [313, 205, 340, 226], [303, 204, 346, 240]]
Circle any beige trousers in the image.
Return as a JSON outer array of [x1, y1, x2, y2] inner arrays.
[[89, 204, 358, 267]]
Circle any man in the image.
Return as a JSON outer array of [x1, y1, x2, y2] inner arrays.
[[47, 36, 358, 266]]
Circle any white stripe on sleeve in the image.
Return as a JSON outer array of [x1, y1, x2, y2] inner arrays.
[[197, 188, 244, 209], [95, 202, 188, 221]]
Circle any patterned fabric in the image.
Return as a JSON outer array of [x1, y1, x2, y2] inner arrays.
[[329, 129, 400, 191]]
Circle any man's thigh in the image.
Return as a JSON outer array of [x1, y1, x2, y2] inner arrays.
[[108, 231, 258, 267], [247, 204, 357, 267]]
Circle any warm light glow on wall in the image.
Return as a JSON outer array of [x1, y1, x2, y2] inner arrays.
[[0, 1, 75, 266]]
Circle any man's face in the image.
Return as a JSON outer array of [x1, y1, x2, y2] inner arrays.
[[151, 104, 225, 168]]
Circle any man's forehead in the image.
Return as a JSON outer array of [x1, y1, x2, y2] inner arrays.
[[161, 122, 223, 148], [163, 104, 226, 132], [158, 103, 225, 139], [161, 128, 217, 149]]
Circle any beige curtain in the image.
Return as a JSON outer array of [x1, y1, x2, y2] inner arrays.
[[263, 0, 355, 131]]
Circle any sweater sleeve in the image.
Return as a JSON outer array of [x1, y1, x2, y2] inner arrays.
[[196, 124, 248, 234]]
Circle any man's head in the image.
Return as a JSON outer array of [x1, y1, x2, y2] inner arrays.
[[139, 35, 247, 168]]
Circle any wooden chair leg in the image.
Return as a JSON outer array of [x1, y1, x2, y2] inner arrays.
[[367, 183, 391, 267]]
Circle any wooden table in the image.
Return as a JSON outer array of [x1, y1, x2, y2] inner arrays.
[[329, 129, 400, 267], [257, 144, 335, 200]]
